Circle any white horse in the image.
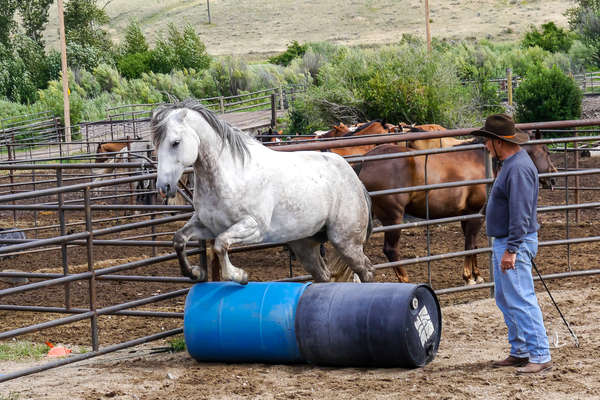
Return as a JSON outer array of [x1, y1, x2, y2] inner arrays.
[[151, 99, 374, 284]]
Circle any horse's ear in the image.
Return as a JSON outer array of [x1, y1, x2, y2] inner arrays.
[[176, 109, 188, 123]]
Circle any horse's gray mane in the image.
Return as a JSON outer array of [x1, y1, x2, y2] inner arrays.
[[151, 99, 251, 163]]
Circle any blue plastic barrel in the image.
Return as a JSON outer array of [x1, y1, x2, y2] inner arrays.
[[184, 281, 310, 363], [295, 282, 442, 367]]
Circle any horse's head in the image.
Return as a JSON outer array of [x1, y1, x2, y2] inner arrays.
[[523, 131, 557, 189], [525, 143, 557, 189], [152, 108, 199, 198]]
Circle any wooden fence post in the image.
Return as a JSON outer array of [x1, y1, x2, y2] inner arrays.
[[219, 96, 225, 114], [506, 68, 513, 107], [270, 93, 277, 128], [279, 86, 284, 110]]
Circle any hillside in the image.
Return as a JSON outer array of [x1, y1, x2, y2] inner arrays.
[[42, 0, 574, 57]]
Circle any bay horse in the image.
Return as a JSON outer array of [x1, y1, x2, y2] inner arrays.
[[151, 99, 374, 284], [351, 136, 557, 285]]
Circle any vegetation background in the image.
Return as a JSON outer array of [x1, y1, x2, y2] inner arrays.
[[0, 0, 596, 134]]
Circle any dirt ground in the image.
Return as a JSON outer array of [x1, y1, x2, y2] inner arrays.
[[1, 145, 600, 398]]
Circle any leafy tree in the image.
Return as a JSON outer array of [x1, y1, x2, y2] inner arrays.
[[0, 0, 18, 47], [64, 0, 113, 69], [122, 19, 148, 55], [514, 65, 582, 123], [17, 0, 54, 46], [565, 0, 600, 66], [149, 23, 210, 73], [521, 22, 574, 53]]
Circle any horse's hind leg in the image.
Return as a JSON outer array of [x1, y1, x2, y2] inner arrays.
[[287, 239, 330, 282], [327, 232, 374, 283], [383, 229, 409, 283]]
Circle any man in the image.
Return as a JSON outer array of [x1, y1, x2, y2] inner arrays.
[[472, 114, 552, 374]]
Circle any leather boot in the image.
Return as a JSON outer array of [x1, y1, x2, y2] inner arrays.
[[516, 361, 553, 374], [492, 355, 529, 368]]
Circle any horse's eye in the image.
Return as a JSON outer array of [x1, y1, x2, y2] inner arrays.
[[172, 140, 181, 148]]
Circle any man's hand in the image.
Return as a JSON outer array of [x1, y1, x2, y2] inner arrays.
[[501, 251, 517, 272]]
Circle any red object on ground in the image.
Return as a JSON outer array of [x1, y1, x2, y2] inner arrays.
[[47, 346, 72, 357]]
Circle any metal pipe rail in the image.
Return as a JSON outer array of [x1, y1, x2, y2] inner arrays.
[[0, 288, 189, 340], [0, 305, 183, 318], [0, 249, 199, 298], [0, 327, 183, 383]]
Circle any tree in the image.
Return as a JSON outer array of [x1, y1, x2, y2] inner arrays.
[[64, 0, 113, 63], [514, 65, 582, 123], [565, 0, 600, 66], [521, 22, 574, 53], [149, 23, 211, 73], [17, 0, 54, 46], [122, 19, 148, 55], [0, 0, 18, 47]]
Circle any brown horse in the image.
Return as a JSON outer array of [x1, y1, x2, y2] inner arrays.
[[352, 136, 557, 285], [398, 123, 470, 149], [320, 120, 398, 157]]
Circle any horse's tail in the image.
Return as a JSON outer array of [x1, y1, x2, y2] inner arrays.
[[328, 183, 373, 283], [363, 184, 373, 242]]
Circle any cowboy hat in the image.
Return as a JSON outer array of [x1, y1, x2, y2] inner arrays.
[[471, 114, 529, 145]]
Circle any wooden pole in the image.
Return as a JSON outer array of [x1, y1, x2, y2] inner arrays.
[[425, 0, 431, 54], [506, 68, 513, 107], [207, 0, 211, 24], [57, 0, 71, 150]]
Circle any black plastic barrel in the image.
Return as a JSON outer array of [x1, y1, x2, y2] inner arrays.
[[295, 282, 441, 367]]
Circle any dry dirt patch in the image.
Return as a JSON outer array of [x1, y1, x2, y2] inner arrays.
[[1, 282, 599, 400]]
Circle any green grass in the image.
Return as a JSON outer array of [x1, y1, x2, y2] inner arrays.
[[0, 393, 21, 400], [168, 337, 186, 352], [0, 341, 49, 361]]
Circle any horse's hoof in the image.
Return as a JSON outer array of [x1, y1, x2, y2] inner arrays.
[[475, 276, 485, 284], [467, 278, 476, 285], [352, 273, 361, 283], [190, 266, 208, 282], [233, 271, 248, 285], [360, 269, 374, 283]]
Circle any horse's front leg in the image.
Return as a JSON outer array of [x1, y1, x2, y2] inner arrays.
[[173, 216, 213, 281], [213, 216, 263, 285]]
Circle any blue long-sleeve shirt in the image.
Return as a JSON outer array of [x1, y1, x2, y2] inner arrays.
[[485, 149, 540, 252]]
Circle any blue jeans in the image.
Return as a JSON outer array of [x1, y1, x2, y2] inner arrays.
[[492, 232, 551, 364]]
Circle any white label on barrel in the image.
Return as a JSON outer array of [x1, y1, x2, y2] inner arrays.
[[414, 306, 435, 348]]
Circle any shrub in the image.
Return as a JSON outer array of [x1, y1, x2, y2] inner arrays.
[[568, 40, 596, 72], [37, 79, 85, 126], [514, 65, 582, 123], [269, 41, 307, 66], [287, 44, 479, 135], [122, 19, 148, 55], [117, 52, 152, 79], [149, 23, 211, 73], [93, 63, 123, 92], [521, 22, 574, 53]]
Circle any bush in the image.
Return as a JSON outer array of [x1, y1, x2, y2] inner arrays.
[[514, 65, 582, 123], [122, 19, 148, 55], [287, 44, 479, 134], [118, 52, 152, 79], [521, 22, 574, 53], [37, 79, 85, 126], [269, 41, 307, 66], [149, 23, 211, 73]]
